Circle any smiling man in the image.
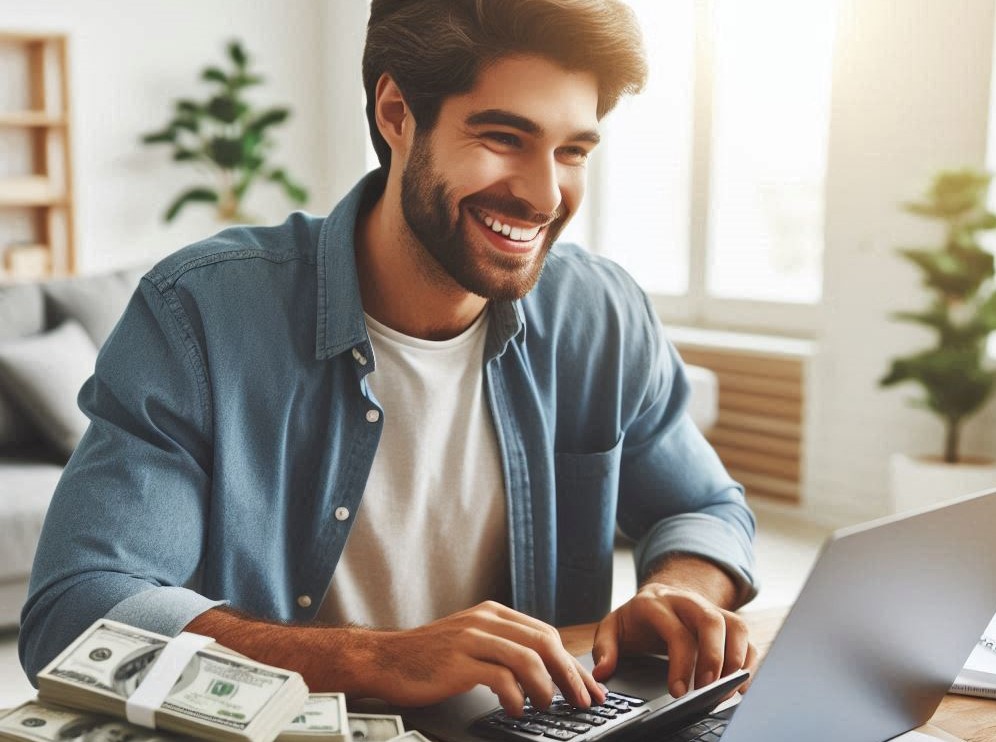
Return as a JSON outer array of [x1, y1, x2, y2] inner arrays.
[[21, 0, 758, 718]]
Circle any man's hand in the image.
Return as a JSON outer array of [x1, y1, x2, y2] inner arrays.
[[186, 601, 605, 719], [364, 601, 606, 716], [590, 556, 757, 698]]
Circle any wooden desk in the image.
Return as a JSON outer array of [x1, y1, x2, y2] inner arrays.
[[559, 607, 996, 742]]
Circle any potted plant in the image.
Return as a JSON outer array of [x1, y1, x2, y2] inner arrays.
[[140, 40, 308, 224], [881, 168, 996, 511]]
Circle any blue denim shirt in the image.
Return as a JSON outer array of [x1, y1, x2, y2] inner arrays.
[[20, 173, 756, 681]]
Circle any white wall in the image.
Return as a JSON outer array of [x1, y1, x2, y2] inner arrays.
[[807, 0, 996, 522], [5, 0, 996, 522], [0, 0, 371, 274]]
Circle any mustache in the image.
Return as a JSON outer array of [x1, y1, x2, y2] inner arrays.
[[463, 193, 566, 228]]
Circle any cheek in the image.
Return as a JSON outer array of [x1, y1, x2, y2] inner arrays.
[[559, 168, 587, 214]]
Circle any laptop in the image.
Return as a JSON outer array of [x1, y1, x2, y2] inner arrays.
[[397, 487, 996, 742]]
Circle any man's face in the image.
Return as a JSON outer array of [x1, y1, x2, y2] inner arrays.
[[399, 55, 600, 301]]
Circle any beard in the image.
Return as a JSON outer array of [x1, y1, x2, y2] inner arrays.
[[399, 131, 569, 301]]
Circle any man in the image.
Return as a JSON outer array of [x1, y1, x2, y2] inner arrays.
[[21, 0, 758, 718]]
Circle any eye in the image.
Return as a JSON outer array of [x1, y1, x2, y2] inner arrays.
[[483, 131, 522, 148], [558, 146, 590, 165]]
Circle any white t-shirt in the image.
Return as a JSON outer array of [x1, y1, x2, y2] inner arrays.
[[317, 309, 509, 628]]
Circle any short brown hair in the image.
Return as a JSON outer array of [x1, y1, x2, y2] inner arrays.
[[363, 0, 648, 169]]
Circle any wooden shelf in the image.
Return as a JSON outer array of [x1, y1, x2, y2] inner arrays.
[[0, 31, 75, 276], [0, 111, 67, 127], [0, 176, 65, 207]]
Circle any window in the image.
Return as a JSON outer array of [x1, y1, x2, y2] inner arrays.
[[597, 0, 838, 333]]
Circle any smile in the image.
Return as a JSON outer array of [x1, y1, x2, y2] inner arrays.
[[469, 208, 543, 243]]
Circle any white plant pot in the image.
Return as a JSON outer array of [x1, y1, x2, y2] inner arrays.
[[889, 452, 996, 514]]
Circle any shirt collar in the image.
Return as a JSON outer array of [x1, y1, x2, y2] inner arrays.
[[315, 170, 525, 361]]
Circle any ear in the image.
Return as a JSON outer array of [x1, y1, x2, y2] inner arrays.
[[374, 73, 413, 157]]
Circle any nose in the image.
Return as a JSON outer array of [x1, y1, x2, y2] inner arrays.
[[507, 152, 563, 219]]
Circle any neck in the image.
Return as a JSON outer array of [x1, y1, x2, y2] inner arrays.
[[355, 172, 487, 341]]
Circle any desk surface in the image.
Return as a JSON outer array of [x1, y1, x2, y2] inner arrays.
[[559, 607, 996, 742]]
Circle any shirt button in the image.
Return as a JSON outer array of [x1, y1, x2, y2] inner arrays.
[[366, 409, 380, 423], [297, 594, 312, 608], [335, 506, 350, 521], [351, 347, 368, 366]]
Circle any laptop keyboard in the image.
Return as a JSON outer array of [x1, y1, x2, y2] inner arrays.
[[469, 691, 729, 742]]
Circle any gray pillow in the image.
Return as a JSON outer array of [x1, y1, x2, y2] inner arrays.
[[44, 272, 134, 348], [0, 283, 47, 445], [0, 320, 98, 457], [0, 283, 45, 341]]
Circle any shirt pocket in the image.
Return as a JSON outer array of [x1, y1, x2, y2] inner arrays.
[[554, 436, 623, 624]]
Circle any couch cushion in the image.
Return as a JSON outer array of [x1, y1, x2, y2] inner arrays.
[[0, 456, 62, 581], [0, 320, 98, 457], [43, 269, 138, 347], [0, 284, 46, 447]]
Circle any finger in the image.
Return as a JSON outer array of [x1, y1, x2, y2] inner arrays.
[[666, 592, 732, 690], [470, 630, 559, 710], [475, 660, 527, 717], [739, 642, 760, 694], [575, 657, 606, 705], [720, 613, 750, 678], [475, 614, 594, 709], [631, 602, 697, 697], [591, 611, 620, 683]]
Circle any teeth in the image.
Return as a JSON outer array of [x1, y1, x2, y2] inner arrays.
[[475, 209, 542, 242]]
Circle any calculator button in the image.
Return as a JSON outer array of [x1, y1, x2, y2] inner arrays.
[[541, 729, 577, 740], [589, 707, 618, 719], [570, 713, 606, 726], [606, 691, 647, 706]]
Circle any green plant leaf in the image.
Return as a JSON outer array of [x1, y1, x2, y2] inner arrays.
[[175, 99, 201, 116], [267, 168, 308, 204], [247, 108, 289, 134], [164, 187, 219, 222], [173, 148, 201, 162], [231, 73, 265, 89], [173, 116, 199, 133], [228, 40, 248, 68], [202, 66, 229, 85], [141, 128, 176, 145], [208, 137, 244, 168], [206, 95, 246, 124]]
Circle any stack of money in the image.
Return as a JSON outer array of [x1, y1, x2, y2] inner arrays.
[[277, 693, 349, 741], [0, 700, 180, 741], [345, 713, 405, 742], [36, 619, 308, 742]]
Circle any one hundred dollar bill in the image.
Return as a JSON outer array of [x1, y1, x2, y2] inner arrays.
[[277, 693, 348, 741], [0, 700, 178, 741], [36, 619, 307, 742], [345, 713, 404, 742]]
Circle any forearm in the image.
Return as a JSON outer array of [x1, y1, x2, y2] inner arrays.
[[185, 607, 383, 697], [641, 553, 740, 610]]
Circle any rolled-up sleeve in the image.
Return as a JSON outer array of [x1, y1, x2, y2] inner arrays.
[[19, 277, 224, 682], [616, 297, 758, 606]]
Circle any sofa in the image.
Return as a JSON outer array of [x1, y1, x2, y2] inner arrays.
[[0, 265, 149, 628], [0, 264, 718, 630]]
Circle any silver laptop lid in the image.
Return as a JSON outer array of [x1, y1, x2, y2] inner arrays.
[[723, 487, 996, 742]]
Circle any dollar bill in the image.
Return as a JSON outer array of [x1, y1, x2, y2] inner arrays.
[[345, 714, 404, 742], [37, 619, 307, 742], [277, 694, 348, 741], [0, 700, 179, 741]]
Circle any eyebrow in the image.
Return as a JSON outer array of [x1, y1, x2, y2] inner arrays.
[[465, 108, 601, 145]]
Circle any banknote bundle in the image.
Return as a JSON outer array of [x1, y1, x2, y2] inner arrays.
[[35, 619, 308, 742], [0, 699, 181, 741], [276, 693, 349, 741]]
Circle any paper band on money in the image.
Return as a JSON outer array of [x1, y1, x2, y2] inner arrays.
[[125, 631, 214, 728]]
